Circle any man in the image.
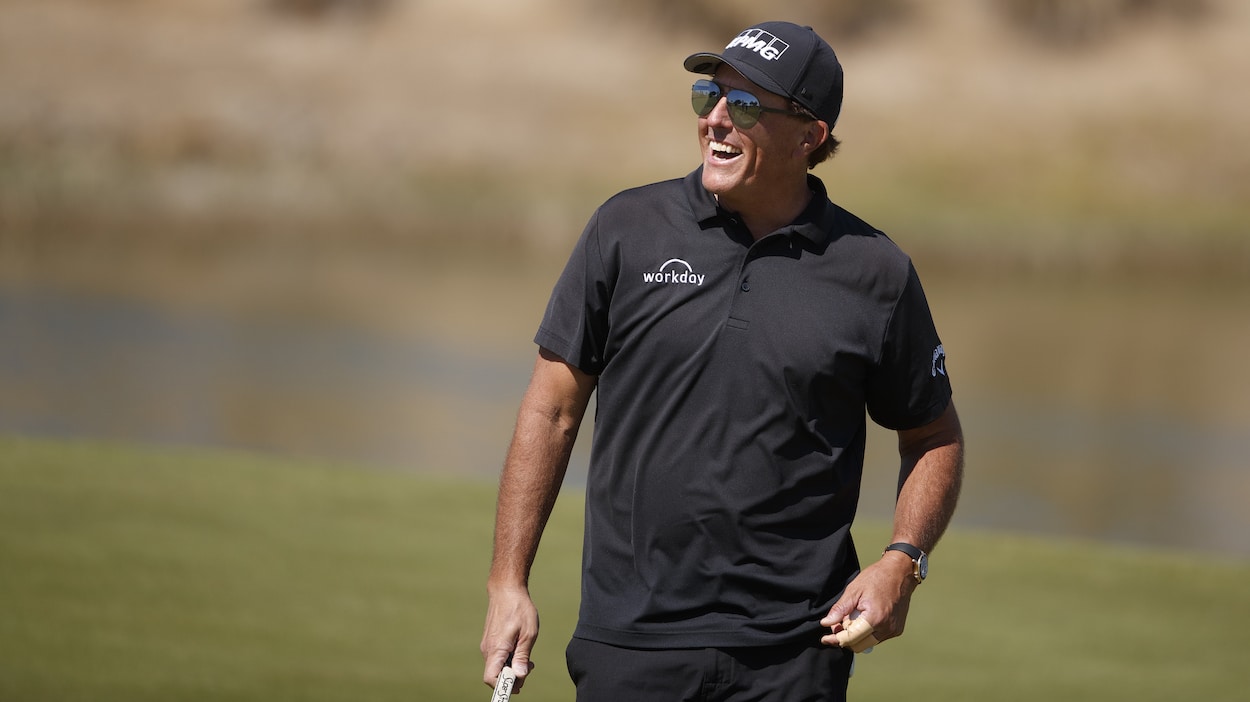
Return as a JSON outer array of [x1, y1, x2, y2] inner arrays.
[[481, 21, 964, 701]]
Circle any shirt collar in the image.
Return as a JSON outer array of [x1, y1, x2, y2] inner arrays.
[[686, 168, 832, 246], [686, 168, 722, 225]]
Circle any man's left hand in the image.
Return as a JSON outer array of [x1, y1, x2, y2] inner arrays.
[[819, 552, 917, 649]]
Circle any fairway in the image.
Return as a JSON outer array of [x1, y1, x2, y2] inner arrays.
[[1, 437, 1246, 701]]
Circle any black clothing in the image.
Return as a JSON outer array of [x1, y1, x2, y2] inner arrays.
[[537, 168, 952, 648]]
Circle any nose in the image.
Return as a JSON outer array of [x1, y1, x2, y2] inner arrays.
[[704, 95, 734, 129]]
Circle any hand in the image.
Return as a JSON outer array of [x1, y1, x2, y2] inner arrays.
[[819, 553, 916, 649], [830, 613, 880, 653], [481, 585, 539, 692]]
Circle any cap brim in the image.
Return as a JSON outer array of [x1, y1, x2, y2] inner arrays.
[[683, 52, 792, 102]]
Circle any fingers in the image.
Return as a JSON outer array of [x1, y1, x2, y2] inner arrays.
[[482, 647, 537, 686], [855, 633, 880, 653], [486, 660, 536, 697], [820, 598, 854, 628], [482, 648, 511, 686], [489, 665, 517, 701], [481, 589, 540, 688], [832, 615, 879, 653], [820, 610, 882, 653]]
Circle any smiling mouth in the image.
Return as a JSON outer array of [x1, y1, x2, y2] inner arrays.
[[710, 140, 742, 161]]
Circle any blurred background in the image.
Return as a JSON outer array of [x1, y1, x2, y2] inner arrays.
[[2, 0, 1248, 559]]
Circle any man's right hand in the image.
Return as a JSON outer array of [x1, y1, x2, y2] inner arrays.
[[481, 585, 539, 692]]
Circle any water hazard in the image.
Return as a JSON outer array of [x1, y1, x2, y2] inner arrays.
[[2, 274, 1247, 559]]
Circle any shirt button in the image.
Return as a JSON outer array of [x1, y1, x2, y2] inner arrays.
[[740, 280, 751, 292]]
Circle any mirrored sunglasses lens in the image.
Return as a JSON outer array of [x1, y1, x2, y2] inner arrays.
[[691, 81, 720, 117], [726, 90, 762, 128]]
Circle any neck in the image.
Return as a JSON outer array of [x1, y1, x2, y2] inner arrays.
[[718, 178, 814, 241]]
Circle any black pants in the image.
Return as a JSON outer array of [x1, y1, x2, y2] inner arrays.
[[565, 637, 853, 702]]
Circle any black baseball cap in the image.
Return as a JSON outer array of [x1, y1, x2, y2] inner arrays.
[[684, 21, 844, 127]]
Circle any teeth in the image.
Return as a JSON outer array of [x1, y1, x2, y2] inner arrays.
[[710, 141, 742, 155]]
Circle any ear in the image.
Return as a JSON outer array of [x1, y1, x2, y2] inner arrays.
[[801, 120, 830, 154]]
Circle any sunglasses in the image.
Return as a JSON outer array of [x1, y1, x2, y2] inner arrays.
[[691, 79, 809, 129]]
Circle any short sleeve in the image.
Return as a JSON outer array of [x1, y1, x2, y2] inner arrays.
[[533, 209, 613, 375], [865, 263, 952, 430]]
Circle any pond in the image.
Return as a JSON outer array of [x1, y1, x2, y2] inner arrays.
[[2, 271, 1247, 559]]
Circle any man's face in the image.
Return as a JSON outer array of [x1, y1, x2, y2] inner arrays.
[[697, 66, 814, 209]]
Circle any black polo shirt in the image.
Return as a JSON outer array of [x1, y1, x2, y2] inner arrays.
[[536, 168, 952, 648]]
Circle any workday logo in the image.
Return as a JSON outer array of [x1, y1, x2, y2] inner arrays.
[[643, 259, 706, 286], [727, 28, 790, 61]]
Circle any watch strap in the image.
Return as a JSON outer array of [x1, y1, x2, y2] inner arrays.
[[883, 542, 923, 560], [884, 542, 927, 583]]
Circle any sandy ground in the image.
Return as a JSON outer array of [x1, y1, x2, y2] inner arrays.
[[3, 0, 1247, 182]]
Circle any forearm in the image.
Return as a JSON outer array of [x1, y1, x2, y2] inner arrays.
[[892, 402, 964, 553], [488, 350, 594, 593], [488, 404, 581, 591], [892, 443, 963, 556]]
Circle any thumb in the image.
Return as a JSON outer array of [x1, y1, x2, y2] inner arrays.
[[821, 599, 854, 627], [510, 651, 533, 679], [508, 656, 536, 694]]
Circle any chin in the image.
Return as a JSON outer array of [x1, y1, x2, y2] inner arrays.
[[701, 165, 743, 198]]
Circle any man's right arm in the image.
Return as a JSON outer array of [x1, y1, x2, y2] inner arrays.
[[480, 347, 596, 691]]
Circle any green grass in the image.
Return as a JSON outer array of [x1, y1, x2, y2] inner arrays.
[[1, 437, 1246, 701]]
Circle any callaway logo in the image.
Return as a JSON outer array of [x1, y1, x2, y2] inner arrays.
[[727, 28, 790, 61], [643, 259, 706, 286], [931, 344, 947, 378]]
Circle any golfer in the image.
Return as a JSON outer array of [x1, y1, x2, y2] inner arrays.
[[481, 21, 964, 701]]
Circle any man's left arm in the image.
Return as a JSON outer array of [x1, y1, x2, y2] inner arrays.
[[821, 401, 964, 646]]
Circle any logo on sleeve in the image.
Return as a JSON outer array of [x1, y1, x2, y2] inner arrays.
[[642, 258, 706, 286], [931, 344, 947, 377]]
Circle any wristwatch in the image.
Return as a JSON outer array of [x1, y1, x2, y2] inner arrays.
[[883, 542, 928, 584]]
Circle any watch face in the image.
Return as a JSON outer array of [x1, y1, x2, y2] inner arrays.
[[918, 554, 929, 580]]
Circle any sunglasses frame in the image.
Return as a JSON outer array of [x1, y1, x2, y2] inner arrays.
[[691, 79, 809, 129]]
